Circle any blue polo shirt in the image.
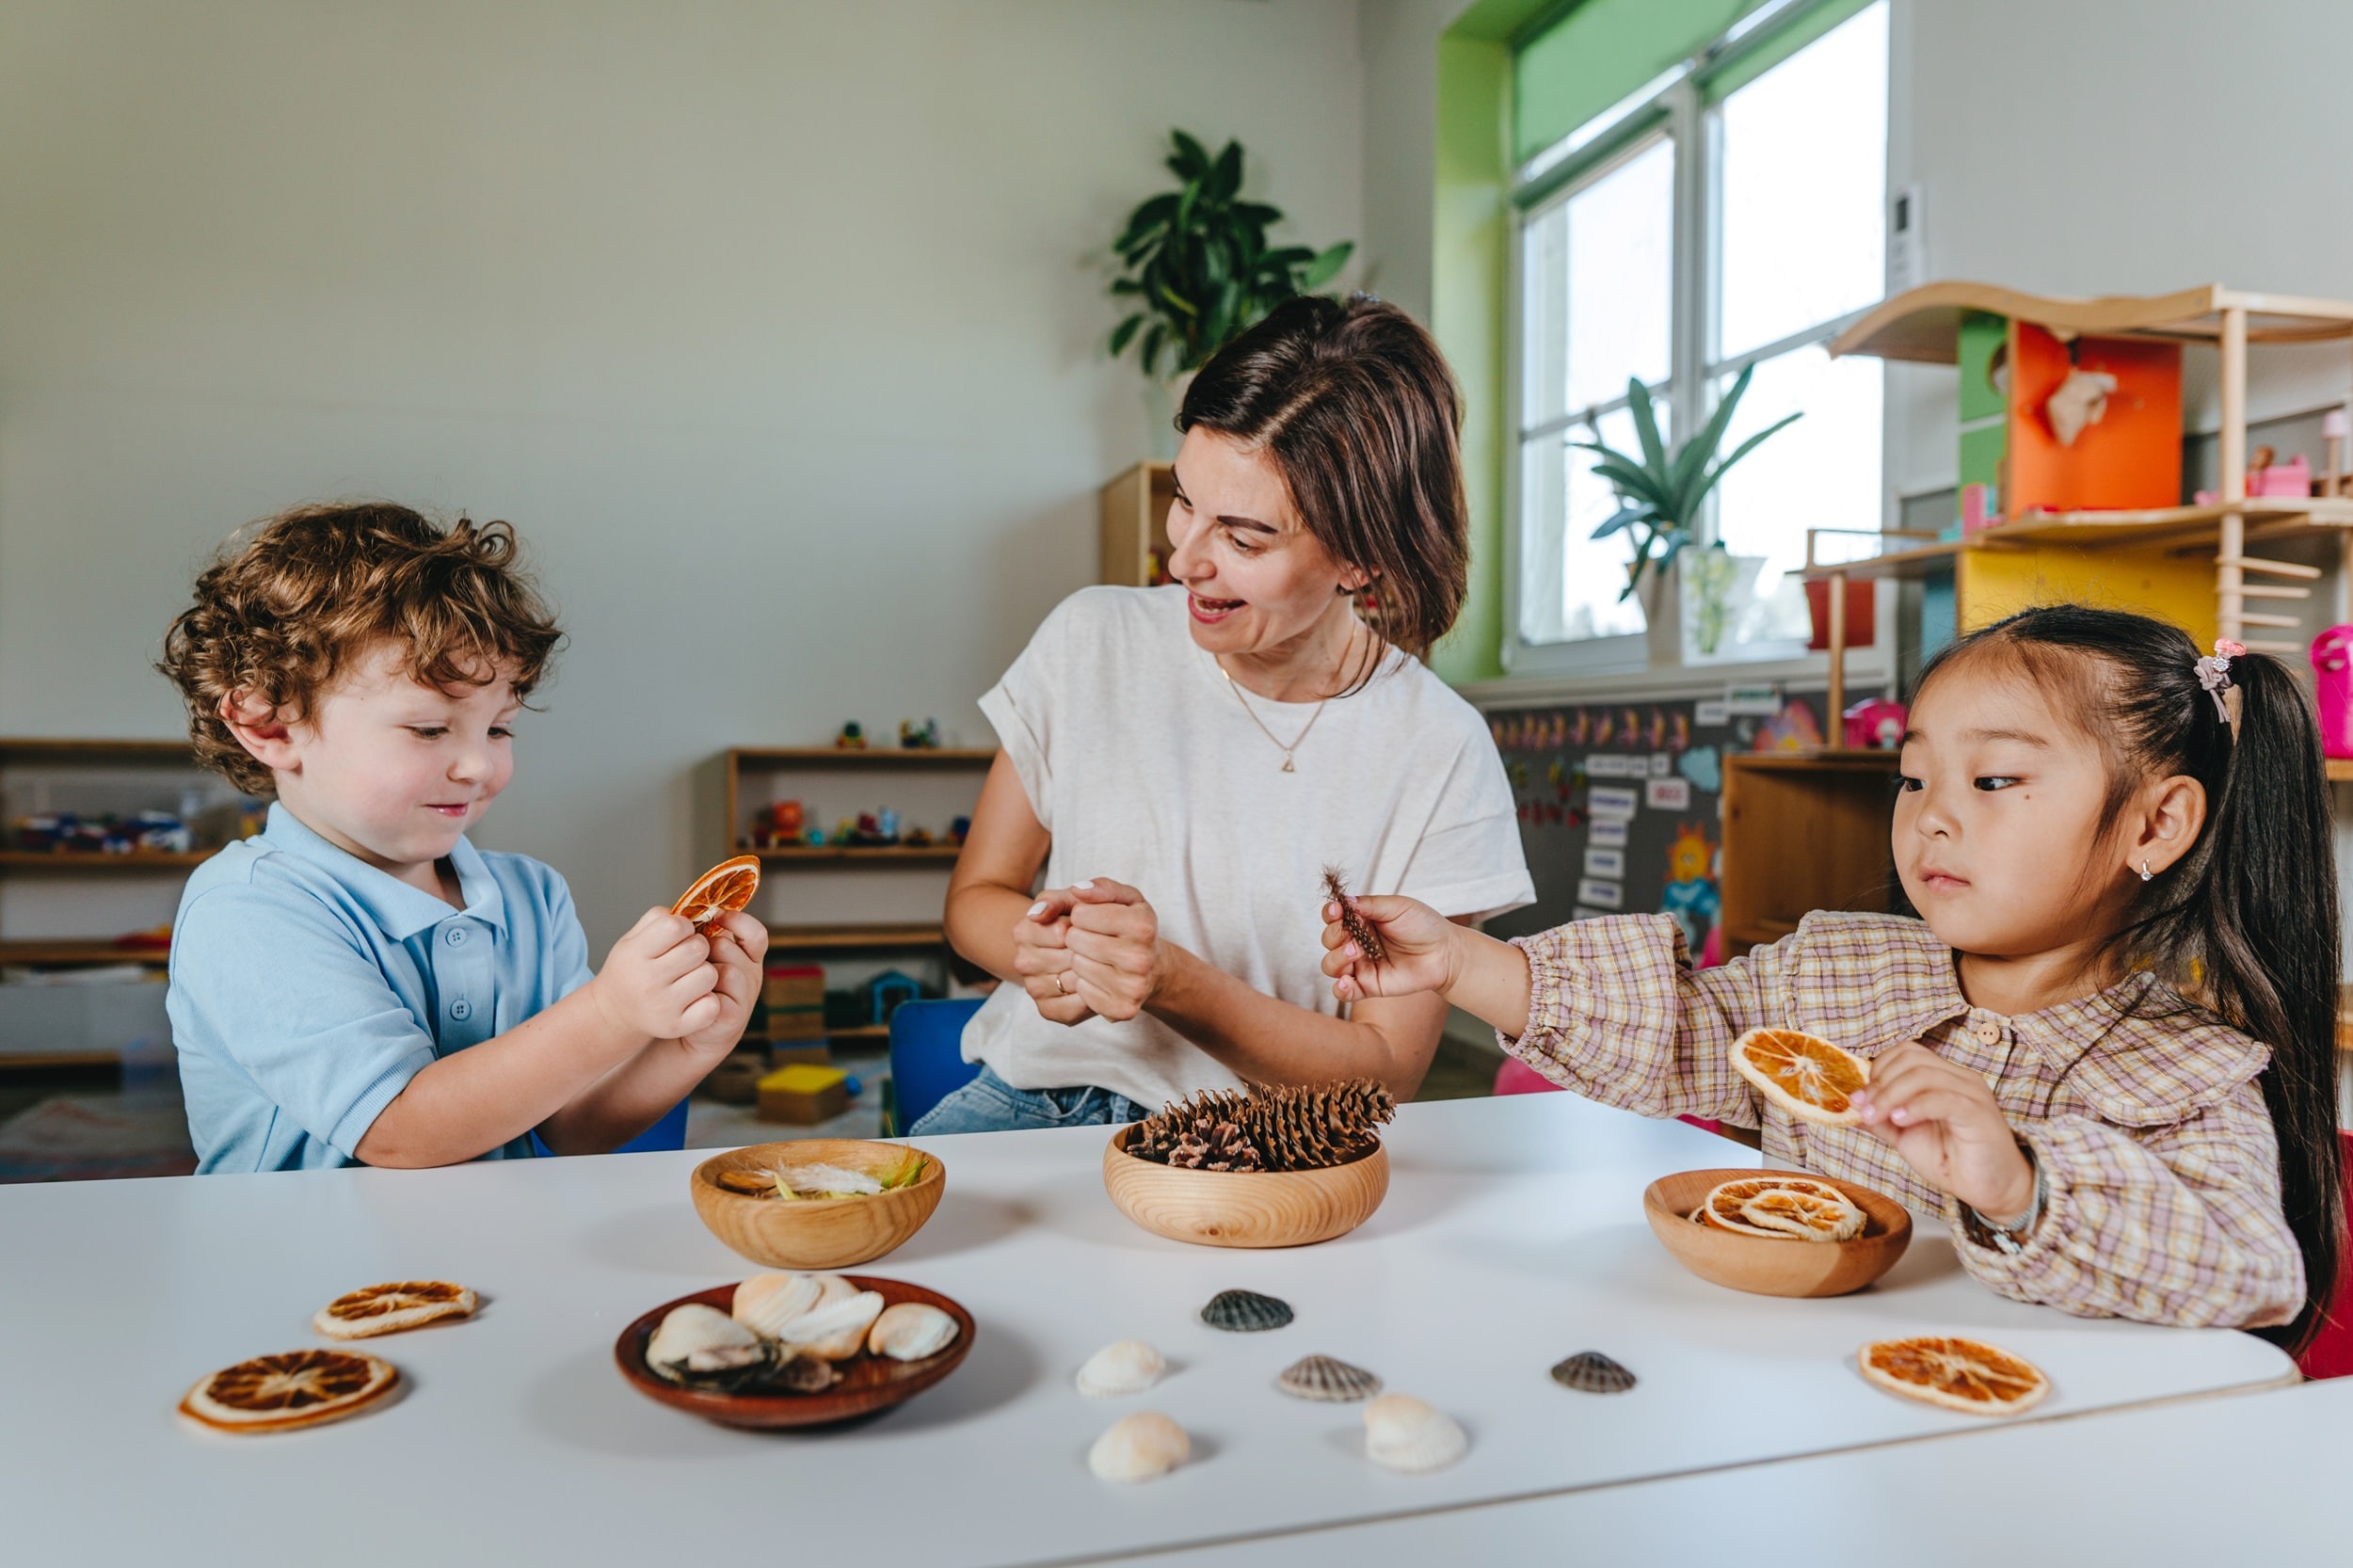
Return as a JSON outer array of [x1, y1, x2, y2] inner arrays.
[[168, 804, 594, 1173]]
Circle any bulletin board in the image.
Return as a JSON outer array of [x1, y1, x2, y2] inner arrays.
[[1481, 690, 1871, 962]]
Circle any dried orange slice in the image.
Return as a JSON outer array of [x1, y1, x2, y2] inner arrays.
[[180, 1350, 399, 1434], [1739, 1186, 1865, 1241], [673, 854, 761, 935], [1700, 1176, 1859, 1239], [1731, 1028, 1868, 1126], [312, 1280, 477, 1340], [1858, 1336, 2049, 1416]]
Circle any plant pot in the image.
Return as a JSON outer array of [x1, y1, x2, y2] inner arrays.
[[1634, 561, 1683, 667]]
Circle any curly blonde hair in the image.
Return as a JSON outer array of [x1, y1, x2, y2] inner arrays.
[[158, 503, 564, 795]]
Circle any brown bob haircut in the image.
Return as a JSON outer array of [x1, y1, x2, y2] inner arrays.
[[158, 502, 563, 796], [1177, 294, 1469, 686]]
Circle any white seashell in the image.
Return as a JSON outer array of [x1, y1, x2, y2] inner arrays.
[[1075, 1339, 1166, 1399], [647, 1304, 759, 1372], [1363, 1393, 1467, 1474], [867, 1302, 959, 1362], [1087, 1411, 1189, 1481], [777, 1288, 886, 1360], [731, 1272, 826, 1338], [780, 1162, 884, 1196]]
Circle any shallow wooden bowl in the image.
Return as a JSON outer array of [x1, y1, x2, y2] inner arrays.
[[1101, 1124, 1388, 1248], [690, 1140, 945, 1271], [615, 1275, 974, 1429], [1643, 1166, 1913, 1298]]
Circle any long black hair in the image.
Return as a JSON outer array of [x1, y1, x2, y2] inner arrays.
[[1918, 604, 2341, 1347]]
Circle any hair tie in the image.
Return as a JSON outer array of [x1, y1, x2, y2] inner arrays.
[[2195, 638, 2246, 726]]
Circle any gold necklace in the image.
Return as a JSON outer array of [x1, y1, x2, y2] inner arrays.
[[1214, 632, 1353, 772]]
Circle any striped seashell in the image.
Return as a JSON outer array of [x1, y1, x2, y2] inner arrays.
[[1200, 1288, 1292, 1332], [1275, 1354, 1382, 1403], [1550, 1351, 1637, 1394]]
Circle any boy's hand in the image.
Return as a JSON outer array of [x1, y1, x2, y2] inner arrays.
[[1851, 1042, 2037, 1222], [1320, 894, 1457, 1001], [590, 907, 722, 1042], [1013, 888, 1093, 1026], [680, 910, 767, 1054]]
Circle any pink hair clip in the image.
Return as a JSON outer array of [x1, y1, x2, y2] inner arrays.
[[2195, 638, 2247, 722]]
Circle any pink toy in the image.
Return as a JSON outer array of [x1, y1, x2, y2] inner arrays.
[[1843, 696, 1908, 751], [2313, 626, 2353, 759], [2251, 456, 2313, 498]]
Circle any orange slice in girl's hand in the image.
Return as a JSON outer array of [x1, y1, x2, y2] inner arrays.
[[673, 855, 761, 936], [1730, 1028, 1869, 1126], [180, 1350, 400, 1434], [1857, 1336, 2050, 1416]]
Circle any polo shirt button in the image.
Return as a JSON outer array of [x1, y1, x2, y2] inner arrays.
[[1974, 1021, 2001, 1045], [446, 927, 467, 947], [450, 1000, 472, 1021]]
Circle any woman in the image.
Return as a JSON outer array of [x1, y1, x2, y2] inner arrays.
[[913, 296, 1532, 1134]]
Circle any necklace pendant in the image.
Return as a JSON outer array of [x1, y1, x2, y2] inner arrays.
[[1281, 756, 1296, 773]]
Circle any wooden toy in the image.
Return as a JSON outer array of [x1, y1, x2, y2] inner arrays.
[[757, 1064, 850, 1125]]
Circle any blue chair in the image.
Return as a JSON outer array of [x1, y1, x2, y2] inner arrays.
[[887, 998, 984, 1134], [529, 1098, 689, 1158]]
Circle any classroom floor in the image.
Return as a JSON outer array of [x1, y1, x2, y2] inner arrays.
[[0, 1032, 1507, 1183]]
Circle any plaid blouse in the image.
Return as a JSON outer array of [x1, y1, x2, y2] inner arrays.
[[1507, 911, 2302, 1330]]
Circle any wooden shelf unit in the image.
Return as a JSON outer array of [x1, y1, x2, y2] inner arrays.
[[763, 923, 948, 952], [1100, 461, 1176, 586], [1720, 751, 1903, 958], [0, 852, 216, 872], [750, 845, 964, 865]]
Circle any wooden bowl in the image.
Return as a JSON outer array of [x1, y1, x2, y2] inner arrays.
[[1101, 1124, 1388, 1248], [1642, 1167, 1913, 1298], [690, 1140, 945, 1271], [615, 1276, 974, 1429]]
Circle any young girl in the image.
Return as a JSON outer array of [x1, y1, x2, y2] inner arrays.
[[1324, 605, 2342, 1343]]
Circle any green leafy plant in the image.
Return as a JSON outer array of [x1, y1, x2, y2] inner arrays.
[[1109, 130, 1354, 377], [1581, 365, 1801, 600]]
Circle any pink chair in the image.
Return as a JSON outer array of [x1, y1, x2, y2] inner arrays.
[[2294, 1131, 2353, 1379]]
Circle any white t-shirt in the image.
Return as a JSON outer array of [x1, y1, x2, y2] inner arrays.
[[964, 584, 1534, 1109]]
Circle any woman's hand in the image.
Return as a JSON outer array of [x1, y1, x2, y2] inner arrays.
[[1062, 878, 1171, 1022], [1851, 1042, 2036, 1221], [1012, 890, 1093, 1026], [1319, 894, 1459, 1001]]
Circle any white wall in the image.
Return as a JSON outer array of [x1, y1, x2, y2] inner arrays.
[[0, 0, 1366, 950]]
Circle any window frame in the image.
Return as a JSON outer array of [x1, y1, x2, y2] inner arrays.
[[1501, 0, 1894, 686]]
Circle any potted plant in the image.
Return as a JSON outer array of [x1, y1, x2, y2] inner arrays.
[[1107, 130, 1354, 385], [1579, 365, 1799, 664]]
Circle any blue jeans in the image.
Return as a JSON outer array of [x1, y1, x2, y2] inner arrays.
[[908, 1064, 1147, 1135]]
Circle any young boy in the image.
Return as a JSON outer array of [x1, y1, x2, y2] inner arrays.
[[158, 502, 763, 1172]]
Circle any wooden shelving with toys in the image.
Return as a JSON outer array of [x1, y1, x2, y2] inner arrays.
[[1719, 751, 1902, 960], [1101, 461, 1176, 586]]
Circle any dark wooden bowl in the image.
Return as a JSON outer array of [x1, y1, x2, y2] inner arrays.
[[614, 1275, 975, 1429], [1642, 1167, 1913, 1298]]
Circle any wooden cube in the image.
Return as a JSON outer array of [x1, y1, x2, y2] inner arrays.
[[757, 1064, 848, 1125], [762, 964, 825, 1012], [767, 1042, 832, 1069]]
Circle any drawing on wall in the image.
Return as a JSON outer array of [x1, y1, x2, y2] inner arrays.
[[1659, 820, 1722, 959]]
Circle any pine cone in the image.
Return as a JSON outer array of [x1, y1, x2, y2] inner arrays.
[[1130, 1078, 1395, 1172]]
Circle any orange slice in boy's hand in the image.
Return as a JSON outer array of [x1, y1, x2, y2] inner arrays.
[[180, 1349, 400, 1434], [1857, 1336, 2050, 1416], [312, 1280, 478, 1340], [673, 855, 761, 936], [1731, 1028, 1869, 1127]]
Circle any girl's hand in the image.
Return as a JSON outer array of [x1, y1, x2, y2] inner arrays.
[[590, 907, 723, 1041], [1012, 889, 1092, 1026], [1320, 894, 1457, 1001], [679, 910, 767, 1054], [1851, 1042, 2037, 1221], [1063, 878, 1170, 1023]]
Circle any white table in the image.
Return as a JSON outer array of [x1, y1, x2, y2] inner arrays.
[[0, 1094, 2295, 1566]]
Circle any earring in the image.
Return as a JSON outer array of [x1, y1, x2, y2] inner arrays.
[[2139, 860, 2153, 883]]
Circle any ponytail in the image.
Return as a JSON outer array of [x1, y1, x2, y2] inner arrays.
[[1918, 606, 2342, 1348]]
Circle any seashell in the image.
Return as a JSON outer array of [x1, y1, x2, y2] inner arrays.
[[1200, 1288, 1292, 1333], [647, 1304, 760, 1377], [1087, 1411, 1190, 1481], [731, 1272, 826, 1337], [868, 1302, 959, 1362], [715, 1167, 781, 1196], [1550, 1351, 1637, 1394], [669, 1339, 784, 1392], [779, 1162, 884, 1197], [1075, 1339, 1166, 1398], [1275, 1354, 1382, 1403], [778, 1288, 886, 1360], [1362, 1393, 1467, 1474], [773, 1351, 840, 1393]]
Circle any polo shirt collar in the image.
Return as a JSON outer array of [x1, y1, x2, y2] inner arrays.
[[261, 803, 508, 941]]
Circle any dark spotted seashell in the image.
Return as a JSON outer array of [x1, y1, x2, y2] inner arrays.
[[1200, 1288, 1293, 1332], [1275, 1353, 1381, 1402], [1550, 1350, 1637, 1394]]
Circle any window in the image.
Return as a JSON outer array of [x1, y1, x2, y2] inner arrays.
[[1511, 0, 1889, 671]]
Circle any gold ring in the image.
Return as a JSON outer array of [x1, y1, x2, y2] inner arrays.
[[1057, 970, 1072, 993]]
